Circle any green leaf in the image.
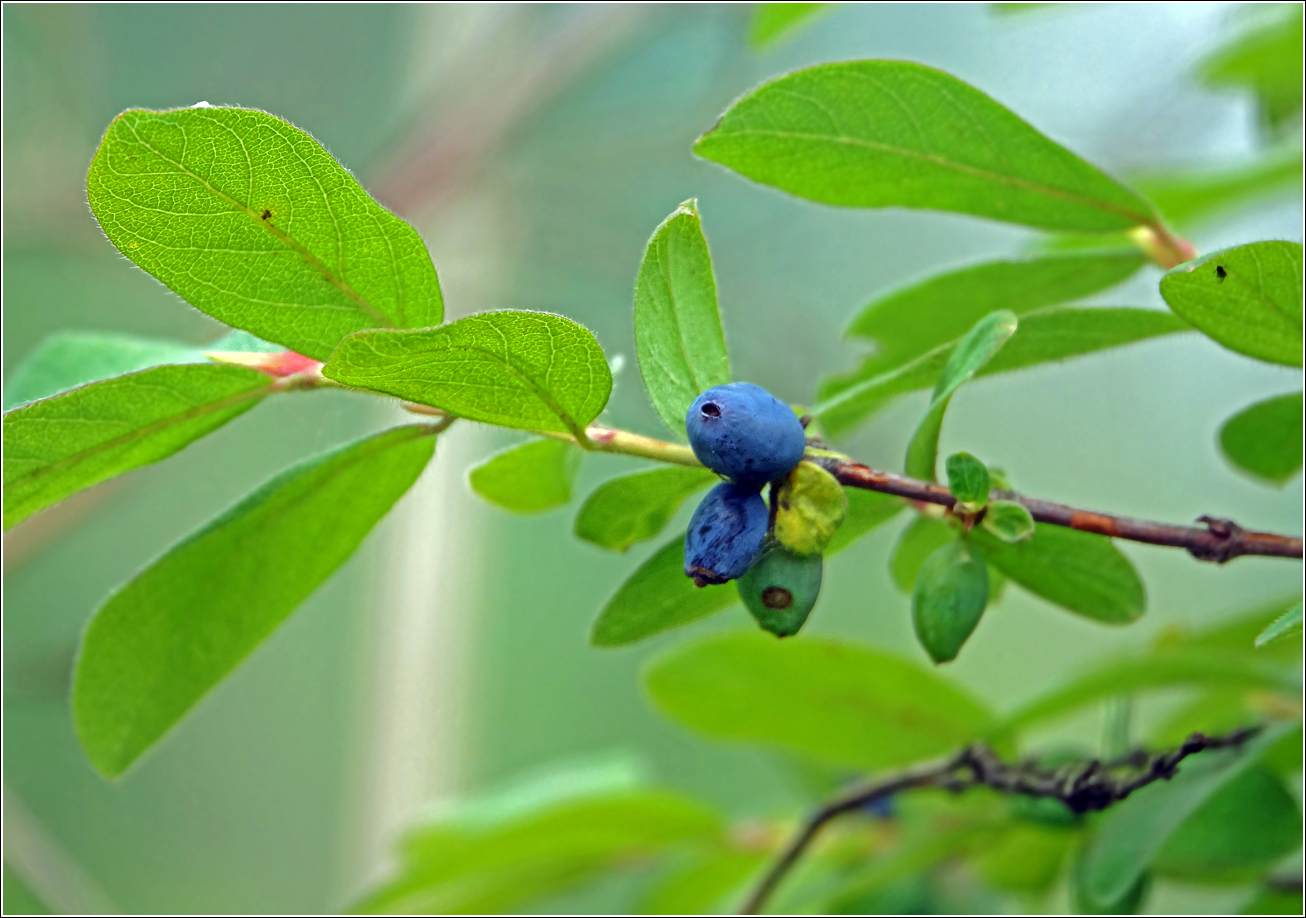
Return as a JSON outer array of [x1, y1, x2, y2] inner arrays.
[[748, 3, 831, 50], [1151, 764, 1300, 882], [633, 203, 730, 438], [643, 631, 993, 770], [1220, 392, 1303, 485], [823, 488, 906, 555], [904, 311, 1017, 481], [1256, 602, 1303, 648], [1134, 147, 1303, 230], [969, 523, 1144, 624], [693, 61, 1157, 233], [361, 787, 722, 914], [4, 364, 273, 530], [1201, 6, 1303, 133], [323, 311, 612, 440], [1159, 241, 1303, 367], [1242, 887, 1304, 915], [818, 307, 1191, 436], [890, 515, 958, 593], [945, 452, 990, 507], [469, 439, 580, 514], [71, 424, 437, 777], [912, 541, 989, 663], [3, 332, 205, 409], [1078, 724, 1295, 906], [845, 250, 1144, 376], [773, 461, 847, 555], [87, 107, 442, 360], [981, 500, 1035, 542], [590, 535, 738, 647], [575, 466, 718, 552], [639, 847, 767, 915]]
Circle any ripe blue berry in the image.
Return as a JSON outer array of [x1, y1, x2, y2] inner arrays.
[[684, 482, 768, 586], [686, 383, 806, 487], [738, 540, 823, 637]]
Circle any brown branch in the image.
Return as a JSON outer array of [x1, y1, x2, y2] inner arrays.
[[739, 727, 1262, 915], [816, 457, 1303, 563]]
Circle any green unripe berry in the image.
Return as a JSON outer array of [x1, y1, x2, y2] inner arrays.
[[739, 540, 823, 637]]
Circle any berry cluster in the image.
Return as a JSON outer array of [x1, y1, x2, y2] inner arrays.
[[683, 382, 839, 638]]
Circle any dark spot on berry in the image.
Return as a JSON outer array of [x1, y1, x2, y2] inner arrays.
[[1215, 265, 1226, 281], [698, 525, 712, 536], [701, 402, 721, 418], [762, 587, 793, 609], [261, 209, 272, 220]]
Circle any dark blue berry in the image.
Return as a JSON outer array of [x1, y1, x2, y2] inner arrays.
[[684, 482, 768, 586], [686, 383, 806, 487]]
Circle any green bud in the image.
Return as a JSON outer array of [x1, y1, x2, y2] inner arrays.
[[982, 500, 1035, 542], [774, 461, 847, 555], [739, 540, 823, 637], [911, 540, 989, 663], [945, 451, 990, 511]]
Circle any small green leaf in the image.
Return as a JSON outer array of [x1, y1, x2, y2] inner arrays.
[[912, 541, 989, 663], [774, 461, 847, 554], [469, 439, 580, 514], [845, 250, 1144, 375], [1256, 602, 1303, 648], [818, 307, 1189, 436], [1219, 392, 1303, 485], [87, 107, 442, 360], [694, 61, 1157, 232], [890, 515, 958, 593], [590, 535, 738, 647], [969, 523, 1144, 624], [1151, 764, 1300, 882], [633, 200, 730, 437], [4, 364, 273, 530], [823, 488, 906, 555], [982, 500, 1035, 542], [71, 424, 437, 776], [945, 452, 990, 508], [1078, 724, 1295, 906], [904, 311, 1017, 481], [748, 3, 831, 49], [3, 332, 205, 409], [575, 466, 718, 552], [1159, 241, 1303, 367], [324, 311, 612, 440], [644, 631, 993, 770], [1201, 6, 1303, 133]]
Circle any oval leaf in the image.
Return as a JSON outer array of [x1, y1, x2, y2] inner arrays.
[[981, 500, 1035, 543], [643, 631, 993, 770], [575, 466, 718, 552], [4, 364, 273, 530], [324, 311, 612, 439], [912, 541, 989, 663], [969, 523, 1145, 624], [694, 61, 1157, 232], [1159, 241, 1303, 367], [634, 200, 730, 437], [1219, 391, 1303, 485], [945, 451, 990, 507], [71, 424, 437, 776], [469, 439, 581, 514], [87, 107, 442, 360]]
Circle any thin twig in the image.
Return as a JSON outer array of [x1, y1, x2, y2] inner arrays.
[[740, 727, 1262, 915]]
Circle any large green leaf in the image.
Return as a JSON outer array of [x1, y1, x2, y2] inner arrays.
[[87, 107, 441, 360], [969, 524, 1145, 624], [643, 631, 993, 770], [323, 311, 612, 440], [469, 439, 580, 514], [1201, 6, 1303, 132], [4, 364, 274, 530], [361, 787, 721, 914], [1160, 241, 1303, 367], [633, 200, 730, 437], [845, 250, 1144, 376], [818, 307, 1191, 436], [71, 424, 437, 777], [694, 61, 1157, 233], [1078, 724, 1296, 905], [748, 3, 831, 49], [1219, 392, 1303, 485], [589, 535, 738, 647], [3, 332, 205, 409], [823, 488, 906, 554], [575, 466, 718, 552], [904, 311, 1017, 481], [1136, 147, 1303, 230]]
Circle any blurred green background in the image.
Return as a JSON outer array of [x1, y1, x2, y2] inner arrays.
[[3, 3, 1301, 914]]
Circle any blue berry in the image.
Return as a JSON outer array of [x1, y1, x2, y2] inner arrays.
[[686, 383, 806, 487], [684, 482, 768, 586]]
